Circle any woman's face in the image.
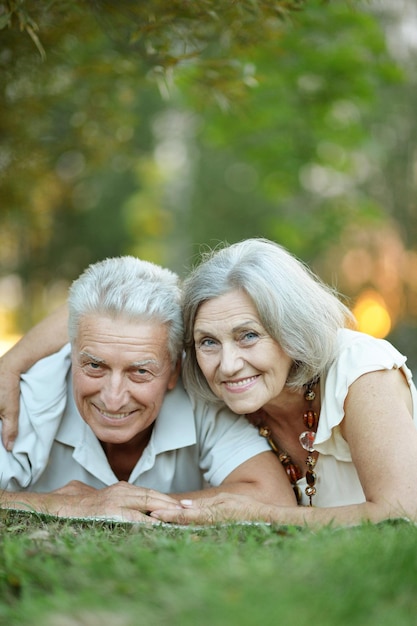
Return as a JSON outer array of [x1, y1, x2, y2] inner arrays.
[[193, 289, 293, 415]]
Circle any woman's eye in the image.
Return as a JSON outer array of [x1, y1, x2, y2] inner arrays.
[[199, 337, 217, 349], [241, 331, 259, 343]]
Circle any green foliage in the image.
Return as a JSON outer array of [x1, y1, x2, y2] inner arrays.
[[0, 511, 416, 625], [1, 1, 307, 65], [0, 0, 410, 332], [0, 0, 45, 58], [178, 0, 403, 260]]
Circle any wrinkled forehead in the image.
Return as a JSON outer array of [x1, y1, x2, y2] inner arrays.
[[196, 288, 258, 316], [74, 313, 171, 356], [76, 311, 166, 334]]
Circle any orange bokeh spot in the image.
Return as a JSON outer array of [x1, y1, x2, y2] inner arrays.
[[352, 290, 392, 339]]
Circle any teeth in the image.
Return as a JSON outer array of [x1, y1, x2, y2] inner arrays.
[[101, 410, 131, 419], [225, 376, 257, 388]]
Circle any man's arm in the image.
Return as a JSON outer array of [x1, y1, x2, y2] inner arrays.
[[172, 399, 297, 508], [0, 480, 182, 523], [0, 455, 293, 524], [172, 451, 296, 505], [124, 450, 296, 521], [0, 304, 69, 450]]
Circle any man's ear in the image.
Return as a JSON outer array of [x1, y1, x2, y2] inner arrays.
[[167, 358, 182, 390]]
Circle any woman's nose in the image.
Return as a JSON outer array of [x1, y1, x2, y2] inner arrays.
[[219, 345, 244, 376]]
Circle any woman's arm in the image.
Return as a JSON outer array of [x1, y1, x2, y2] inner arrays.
[[0, 304, 69, 450], [150, 369, 417, 526]]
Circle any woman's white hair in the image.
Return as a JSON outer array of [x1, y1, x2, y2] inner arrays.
[[182, 238, 355, 403], [68, 256, 183, 366]]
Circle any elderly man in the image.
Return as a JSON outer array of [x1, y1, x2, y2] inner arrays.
[[0, 256, 291, 522]]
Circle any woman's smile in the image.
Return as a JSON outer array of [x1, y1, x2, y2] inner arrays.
[[221, 375, 260, 392]]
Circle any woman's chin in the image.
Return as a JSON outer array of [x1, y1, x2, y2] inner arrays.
[[223, 397, 263, 416]]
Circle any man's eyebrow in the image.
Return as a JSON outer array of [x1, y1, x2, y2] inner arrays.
[[79, 351, 106, 364], [130, 359, 159, 368]]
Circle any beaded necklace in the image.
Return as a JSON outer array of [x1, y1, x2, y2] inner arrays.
[[256, 378, 320, 506]]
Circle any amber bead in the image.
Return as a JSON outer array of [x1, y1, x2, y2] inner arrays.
[[303, 409, 318, 430], [304, 389, 316, 402], [286, 463, 303, 484], [306, 454, 316, 467], [306, 469, 316, 486], [259, 426, 271, 438]]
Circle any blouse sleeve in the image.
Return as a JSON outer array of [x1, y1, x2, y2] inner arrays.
[[314, 329, 416, 461]]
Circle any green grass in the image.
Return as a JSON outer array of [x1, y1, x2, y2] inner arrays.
[[1, 510, 416, 625]]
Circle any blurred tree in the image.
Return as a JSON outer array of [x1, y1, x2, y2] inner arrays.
[[0, 0, 314, 327], [0, 0, 411, 344], [175, 1, 402, 263]]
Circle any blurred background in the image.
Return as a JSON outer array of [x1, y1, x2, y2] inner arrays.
[[1, 0, 417, 370]]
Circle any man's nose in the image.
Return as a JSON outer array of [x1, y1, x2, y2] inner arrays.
[[100, 374, 129, 410]]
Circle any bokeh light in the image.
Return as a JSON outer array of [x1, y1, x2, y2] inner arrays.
[[352, 289, 392, 338]]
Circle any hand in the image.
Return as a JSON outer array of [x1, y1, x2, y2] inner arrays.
[[150, 492, 271, 525], [0, 357, 21, 451], [48, 480, 183, 523]]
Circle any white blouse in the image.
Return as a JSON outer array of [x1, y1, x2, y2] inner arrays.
[[297, 329, 417, 507]]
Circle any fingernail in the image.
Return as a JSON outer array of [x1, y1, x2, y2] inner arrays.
[[6, 440, 14, 452], [180, 499, 193, 507]]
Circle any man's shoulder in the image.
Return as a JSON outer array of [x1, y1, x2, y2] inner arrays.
[[20, 344, 72, 413], [23, 343, 72, 379]]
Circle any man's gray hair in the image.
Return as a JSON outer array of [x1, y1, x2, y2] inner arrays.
[[68, 256, 183, 365], [182, 238, 356, 404]]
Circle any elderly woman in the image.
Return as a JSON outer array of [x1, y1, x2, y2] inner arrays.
[[150, 238, 417, 526]]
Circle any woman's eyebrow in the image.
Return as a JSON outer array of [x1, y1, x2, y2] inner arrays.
[[194, 320, 261, 335]]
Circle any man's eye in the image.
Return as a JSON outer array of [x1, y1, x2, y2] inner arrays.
[[82, 362, 103, 374], [87, 362, 103, 371]]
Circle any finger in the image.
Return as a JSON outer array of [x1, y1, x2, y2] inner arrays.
[[0, 414, 18, 451], [116, 510, 161, 525], [139, 497, 183, 514], [145, 488, 180, 505], [137, 491, 183, 512], [149, 507, 205, 524], [118, 485, 179, 506]]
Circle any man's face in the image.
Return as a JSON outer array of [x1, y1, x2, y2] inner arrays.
[[71, 314, 180, 445]]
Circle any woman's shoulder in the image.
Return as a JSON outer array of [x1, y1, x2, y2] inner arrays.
[[335, 328, 407, 368], [315, 329, 411, 449]]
